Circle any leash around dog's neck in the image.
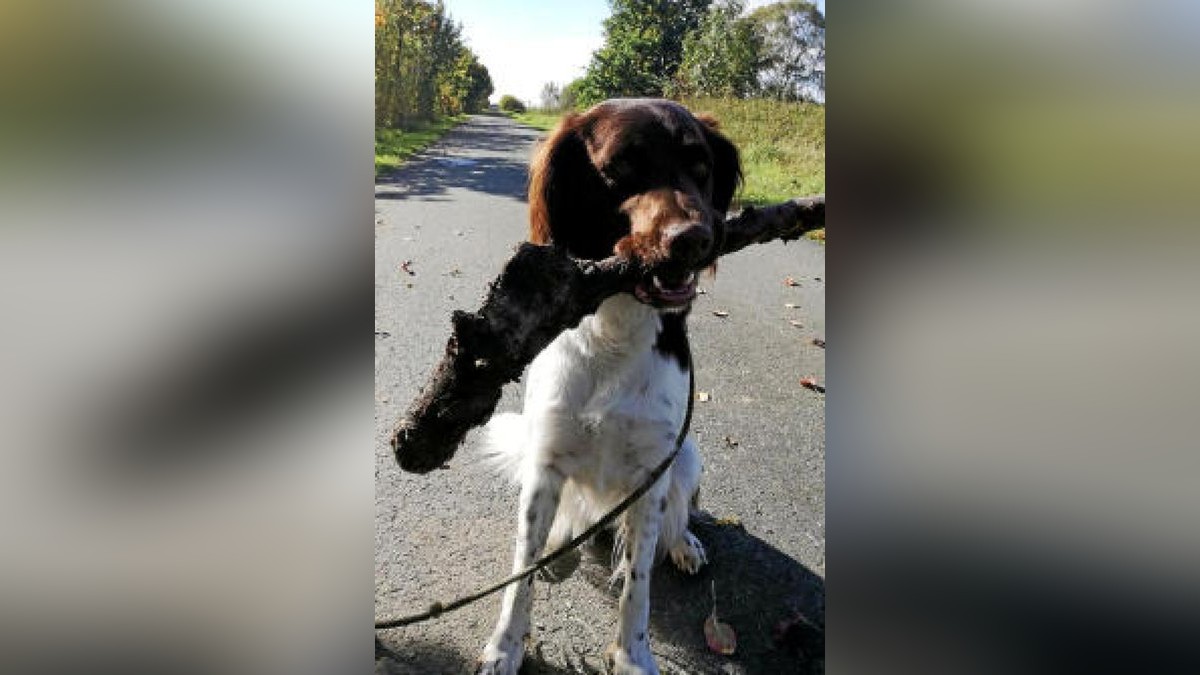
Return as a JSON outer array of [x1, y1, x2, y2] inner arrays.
[[375, 342, 695, 631]]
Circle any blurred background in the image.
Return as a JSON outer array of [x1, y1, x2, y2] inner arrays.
[[2, 0, 1199, 673], [832, 1, 1200, 673], [0, 0, 373, 673]]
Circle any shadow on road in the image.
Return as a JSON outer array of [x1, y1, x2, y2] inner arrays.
[[375, 154, 530, 203], [375, 118, 542, 203], [580, 511, 825, 674], [376, 511, 824, 675]]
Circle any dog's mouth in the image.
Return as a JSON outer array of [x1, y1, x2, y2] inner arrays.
[[634, 271, 698, 309]]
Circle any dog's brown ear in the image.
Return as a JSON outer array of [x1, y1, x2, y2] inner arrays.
[[527, 113, 623, 259], [528, 113, 580, 245], [697, 116, 742, 215]]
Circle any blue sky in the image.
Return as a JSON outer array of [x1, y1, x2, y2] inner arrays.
[[443, 0, 825, 105]]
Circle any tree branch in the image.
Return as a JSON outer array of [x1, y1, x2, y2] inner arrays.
[[391, 195, 824, 473]]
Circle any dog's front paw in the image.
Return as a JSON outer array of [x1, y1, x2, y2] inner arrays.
[[604, 642, 660, 675], [476, 641, 523, 675], [668, 530, 707, 575]]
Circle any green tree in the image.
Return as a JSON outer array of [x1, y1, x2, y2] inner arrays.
[[375, 0, 493, 126], [577, 0, 712, 106], [560, 78, 584, 111], [673, 0, 762, 98], [498, 95, 526, 113], [463, 59, 494, 113], [748, 1, 825, 103]]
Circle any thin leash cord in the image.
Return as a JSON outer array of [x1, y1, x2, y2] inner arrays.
[[375, 344, 695, 630]]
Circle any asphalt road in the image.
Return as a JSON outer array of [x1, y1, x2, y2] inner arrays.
[[375, 113, 825, 674]]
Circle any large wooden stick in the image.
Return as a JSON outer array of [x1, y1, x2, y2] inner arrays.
[[391, 196, 823, 473]]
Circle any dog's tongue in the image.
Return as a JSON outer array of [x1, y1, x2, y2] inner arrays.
[[653, 274, 696, 301], [632, 271, 696, 306]]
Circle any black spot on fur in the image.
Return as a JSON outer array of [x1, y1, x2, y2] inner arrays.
[[654, 311, 690, 371], [526, 509, 537, 525], [659, 497, 668, 512], [637, 632, 646, 642]]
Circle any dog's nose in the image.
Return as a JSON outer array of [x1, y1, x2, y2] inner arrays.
[[665, 224, 713, 266]]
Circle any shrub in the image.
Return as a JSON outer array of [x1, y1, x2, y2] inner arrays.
[[498, 95, 526, 113]]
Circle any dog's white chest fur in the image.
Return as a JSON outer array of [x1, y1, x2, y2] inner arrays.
[[523, 294, 689, 491]]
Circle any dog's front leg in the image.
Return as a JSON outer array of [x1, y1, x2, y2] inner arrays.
[[477, 467, 564, 675], [606, 481, 668, 675]]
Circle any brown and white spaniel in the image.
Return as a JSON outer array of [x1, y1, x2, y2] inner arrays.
[[478, 98, 741, 675]]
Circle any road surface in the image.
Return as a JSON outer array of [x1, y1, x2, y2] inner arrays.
[[375, 113, 825, 674]]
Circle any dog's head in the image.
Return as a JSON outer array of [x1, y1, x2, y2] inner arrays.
[[528, 98, 742, 310]]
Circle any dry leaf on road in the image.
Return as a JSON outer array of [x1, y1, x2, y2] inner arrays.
[[704, 581, 737, 656]]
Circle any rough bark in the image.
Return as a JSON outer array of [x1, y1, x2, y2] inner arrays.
[[391, 195, 824, 473]]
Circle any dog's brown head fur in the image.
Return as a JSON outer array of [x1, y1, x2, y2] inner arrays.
[[528, 99, 741, 308]]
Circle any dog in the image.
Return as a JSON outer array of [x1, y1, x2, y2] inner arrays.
[[476, 98, 741, 675]]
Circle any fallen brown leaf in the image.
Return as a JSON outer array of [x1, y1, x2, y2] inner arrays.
[[723, 435, 739, 448], [784, 276, 801, 287], [800, 377, 825, 393], [400, 260, 415, 276], [704, 581, 737, 656]]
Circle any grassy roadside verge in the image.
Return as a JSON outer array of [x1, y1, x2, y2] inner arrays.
[[679, 97, 824, 208], [507, 110, 561, 132], [375, 115, 465, 176], [505, 99, 824, 240]]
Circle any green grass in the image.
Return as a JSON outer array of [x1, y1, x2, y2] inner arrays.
[[507, 109, 562, 132], [375, 115, 465, 176], [679, 97, 824, 209]]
